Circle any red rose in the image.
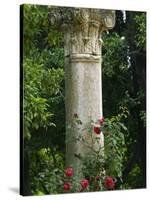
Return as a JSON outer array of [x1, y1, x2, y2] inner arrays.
[[99, 117, 104, 125], [94, 126, 101, 134], [65, 167, 73, 177], [81, 179, 89, 189], [63, 182, 71, 191], [104, 176, 115, 189]]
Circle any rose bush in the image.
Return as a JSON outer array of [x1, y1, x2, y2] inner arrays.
[[71, 113, 127, 192], [36, 113, 127, 194]]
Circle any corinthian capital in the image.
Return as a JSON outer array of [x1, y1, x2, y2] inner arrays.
[[48, 7, 115, 56]]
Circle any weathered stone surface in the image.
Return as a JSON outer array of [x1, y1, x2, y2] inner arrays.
[[49, 7, 115, 175]]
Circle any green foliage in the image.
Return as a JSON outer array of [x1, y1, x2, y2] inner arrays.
[[102, 11, 146, 190], [103, 33, 128, 77], [23, 5, 63, 55], [22, 4, 66, 195], [104, 116, 127, 178], [23, 5, 48, 55], [102, 32, 131, 117], [29, 148, 65, 195], [139, 110, 146, 127], [23, 57, 64, 139], [23, 4, 65, 141], [134, 13, 146, 50], [125, 164, 143, 189]]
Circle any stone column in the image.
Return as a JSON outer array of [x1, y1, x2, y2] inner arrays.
[[49, 7, 115, 175]]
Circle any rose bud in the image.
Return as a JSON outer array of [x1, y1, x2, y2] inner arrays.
[[99, 117, 105, 125]]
